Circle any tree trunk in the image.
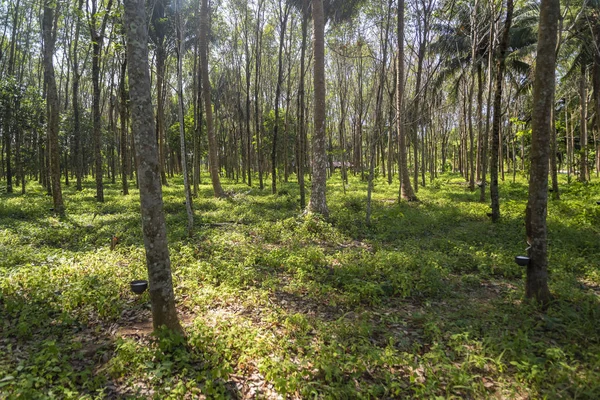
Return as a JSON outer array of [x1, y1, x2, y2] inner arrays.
[[579, 63, 589, 182], [244, 4, 252, 187], [152, 1, 168, 187], [592, 24, 600, 179], [123, 0, 182, 334], [308, 0, 329, 216], [89, 0, 113, 203], [73, 0, 83, 191], [296, 0, 309, 210], [119, 57, 129, 195], [200, 0, 225, 197], [490, 0, 512, 222], [367, 0, 393, 225], [195, 30, 204, 189], [549, 106, 559, 198], [468, 0, 479, 191], [109, 82, 117, 185], [525, 0, 558, 305], [43, 0, 64, 215], [272, 2, 289, 194], [176, 2, 194, 236], [397, 0, 417, 201], [387, 64, 396, 185], [255, 0, 265, 190], [480, 10, 495, 202], [284, 13, 294, 183], [4, 0, 23, 194]]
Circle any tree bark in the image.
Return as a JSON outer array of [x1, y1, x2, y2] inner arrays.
[[255, 0, 265, 190], [580, 64, 589, 182], [176, 0, 194, 236], [3, 0, 21, 194], [480, 8, 495, 202], [43, 0, 64, 215], [73, 0, 84, 191], [200, 0, 225, 197], [243, 4, 252, 187], [296, 0, 309, 210], [119, 57, 129, 195], [525, 0, 558, 305], [367, 0, 392, 225], [468, 0, 479, 191], [490, 0, 512, 222], [272, 1, 289, 194], [152, 1, 168, 186], [123, 0, 182, 334], [549, 106, 559, 198], [308, 0, 329, 216], [397, 0, 417, 202], [89, 0, 113, 203]]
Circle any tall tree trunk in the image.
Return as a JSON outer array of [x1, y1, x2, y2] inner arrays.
[[194, 17, 203, 190], [591, 24, 600, 179], [468, 0, 479, 191], [476, 62, 484, 182], [176, 1, 194, 236], [549, 107, 559, 198], [308, 0, 329, 216], [152, 1, 168, 186], [387, 63, 396, 185], [296, 0, 309, 210], [200, 0, 225, 197], [109, 81, 117, 184], [192, 49, 201, 195], [367, 0, 393, 225], [525, 0, 558, 305], [397, 0, 417, 201], [284, 13, 294, 183], [490, 0, 512, 222], [43, 0, 64, 215], [357, 48, 365, 180], [3, 0, 21, 194], [12, 0, 24, 193], [73, 0, 83, 191], [255, 0, 265, 190], [480, 11, 495, 202], [124, 0, 182, 334], [156, 46, 168, 186], [119, 57, 129, 195], [89, 0, 113, 202], [272, 1, 289, 194], [387, 61, 397, 185], [244, 4, 252, 187], [579, 63, 589, 182]]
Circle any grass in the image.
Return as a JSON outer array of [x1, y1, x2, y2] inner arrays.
[[1, 171, 599, 399]]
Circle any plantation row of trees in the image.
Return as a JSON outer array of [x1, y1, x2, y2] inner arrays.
[[2, 0, 599, 202], [0, 0, 588, 322]]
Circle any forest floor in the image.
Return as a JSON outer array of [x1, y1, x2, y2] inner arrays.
[[1, 172, 599, 399]]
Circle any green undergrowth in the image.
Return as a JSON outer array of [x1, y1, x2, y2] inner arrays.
[[1, 172, 599, 398]]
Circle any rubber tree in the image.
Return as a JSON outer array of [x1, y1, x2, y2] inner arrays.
[[397, 0, 417, 202], [525, 0, 559, 305], [271, 0, 290, 194], [87, 0, 113, 202], [490, 0, 513, 222], [176, 0, 194, 235], [42, 0, 64, 216], [308, 0, 329, 216], [199, 0, 225, 197], [123, 0, 182, 333]]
